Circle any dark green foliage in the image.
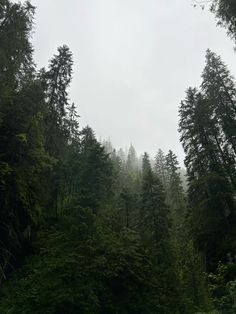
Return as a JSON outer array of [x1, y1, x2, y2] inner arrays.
[[165, 150, 186, 227], [208, 260, 236, 313], [179, 51, 236, 272], [0, 0, 49, 279], [75, 126, 113, 213], [141, 153, 169, 248], [140, 153, 183, 313], [38, 45, 76, 218], [179, 49, 236, 311], [0, 0, 34, 95], [1, 1, 236, 313], [41, 45, 74, 149], [211, 0, 236, 42], [117, 187, 140, 229], [0, 209, 177, 314]]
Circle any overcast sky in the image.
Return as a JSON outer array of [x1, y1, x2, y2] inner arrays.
[[29, 0, 236, 164]]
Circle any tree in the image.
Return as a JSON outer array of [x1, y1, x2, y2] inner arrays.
[[0, 0, 50, 279], [165, 150, 186, 229], [126, 144, 138, 173], [39, 46, 76, 217], [140, 152, 182, 312], [179, 53, 236, 270], [193, 1, 236, 42], [40, 45, 73, 154], [211, 0, 236, 41], [0, 0, 35, 98], [154, 149, 168, 190], [201, 50, 236, 189], [75, 126, 113, 213], [141, 153, 169, 251]]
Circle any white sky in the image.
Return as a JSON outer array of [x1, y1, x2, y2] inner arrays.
[[29, 0, 236, 164]]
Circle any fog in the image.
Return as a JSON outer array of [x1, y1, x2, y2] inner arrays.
[[29, 0, 236, 164]]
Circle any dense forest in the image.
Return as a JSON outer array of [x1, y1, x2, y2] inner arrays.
[[0, 0, 235, 313]]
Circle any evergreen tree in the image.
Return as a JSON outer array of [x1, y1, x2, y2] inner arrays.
[[3, 1, 236, 312], [117, 147, 126, 164], [41, 45, 73, 154], [141, 153, 169, 250], [179, 54, 236, 270], [0, 0, 35, 97], [154, 149, 168, 190], [76, 126, 113, 213], [211, 0, 236, 41], [0, 0, 49, 279], [201, 50, 236, 189], [140, 152, 182, 312], [39, 45, 75, 217], [126, 143, 139, 173], [165, 150, 186, 229]]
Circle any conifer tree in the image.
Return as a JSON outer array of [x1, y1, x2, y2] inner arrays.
[[0, 0, 48, 277], [41, 45, 73, 153], [140, 152, 182, 312], [165, 150, 186, 229], [0, 0, 35, 97], [76, 126, 113, 213], [211, 0, 236, 41], [126, 144, 139, 173], [201, 50, 236, 189], [141, 152, 170, 259], [179, 54, 236, 270], [154, 149, 168, 190], [39, 46, 75, 217]]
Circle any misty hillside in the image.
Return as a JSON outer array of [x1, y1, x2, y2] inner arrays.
[[0, 1, 236, 313]]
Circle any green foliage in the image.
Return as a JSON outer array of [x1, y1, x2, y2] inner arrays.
[[0, 0, 35, 95], [140, 153, 183, 312], [0, 208, 179, 314], [1, 1, 235, 313], [208, 261, 236, 313], [211, 0, 236, 42], [75, 126, 113, 213], [179, 51, 236, 271], [0, 0, 51, 276]]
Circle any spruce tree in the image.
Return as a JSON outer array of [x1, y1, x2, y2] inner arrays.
[[0, 0, 49, 278], [201, 50, 236, 189], [154, 149, 168, 190], [76, 126, 113, 213], [39, 45, 75, 217], [165, 150, 186, 229], [140, 152, 182, 312], [179, 55, 236, 270], [211, 0, 236, 41]]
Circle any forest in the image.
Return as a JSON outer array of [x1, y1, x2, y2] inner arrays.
[[0, 0, 235, 313]]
